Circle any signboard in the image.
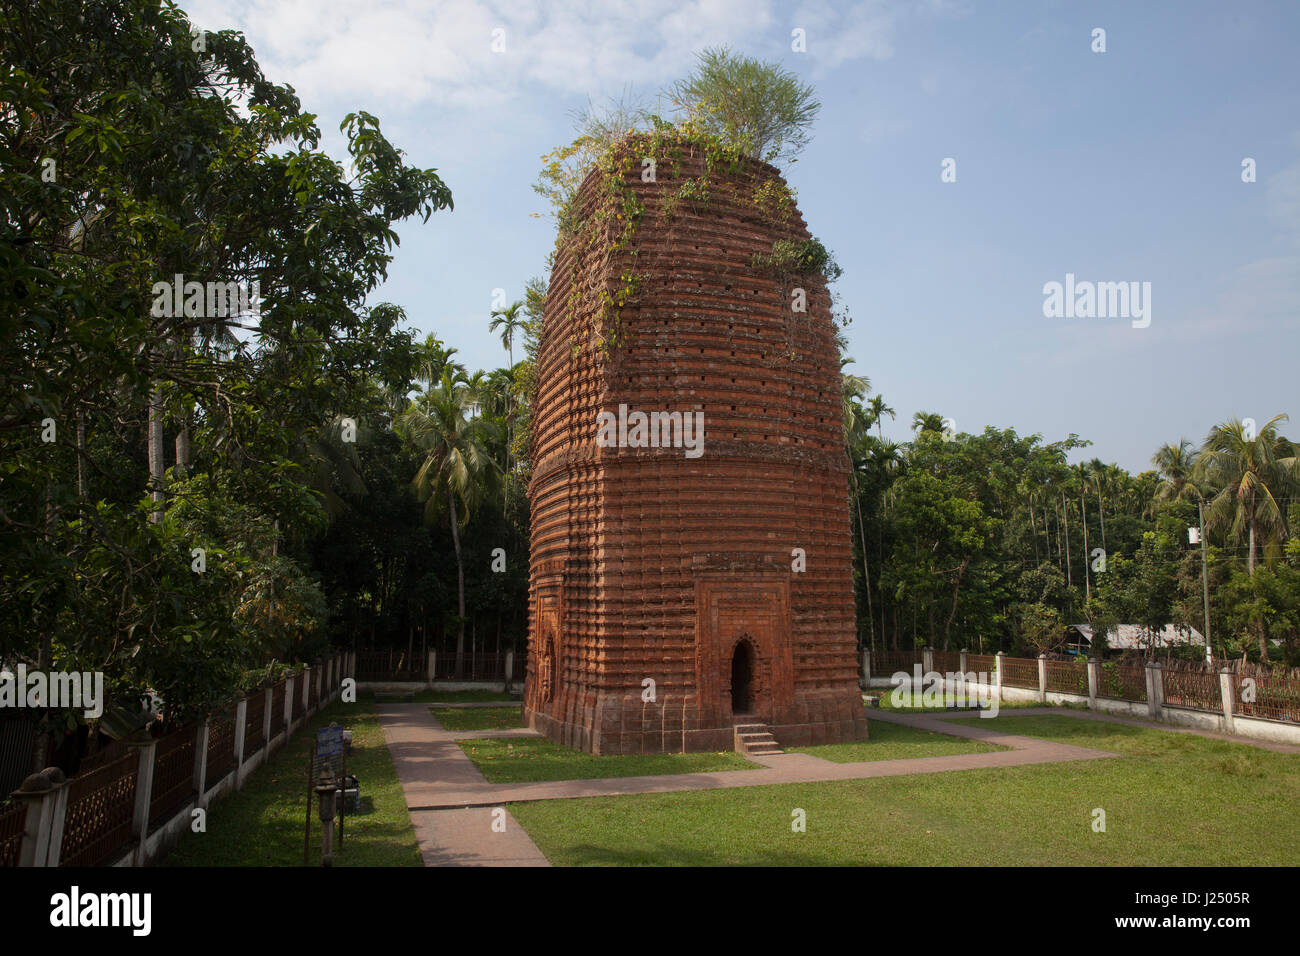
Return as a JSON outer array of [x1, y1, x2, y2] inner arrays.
[[316, 724, 345, 779]]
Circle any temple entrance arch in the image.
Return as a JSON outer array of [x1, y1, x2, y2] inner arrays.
[[730, 640, 755, 715]]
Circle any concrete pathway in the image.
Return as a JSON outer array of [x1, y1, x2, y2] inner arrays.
[[377, 703, 549, 867]]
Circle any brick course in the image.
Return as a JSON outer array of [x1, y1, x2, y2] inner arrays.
[[525, 139, 868, 753]]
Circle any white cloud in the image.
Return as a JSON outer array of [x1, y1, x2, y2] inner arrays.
[[181, 0, 916, 111]]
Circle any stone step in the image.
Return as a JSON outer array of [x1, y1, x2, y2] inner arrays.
[[734, 723, 783, 756]]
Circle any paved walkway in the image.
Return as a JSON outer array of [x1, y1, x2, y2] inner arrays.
[[377, 703, 549, 867]]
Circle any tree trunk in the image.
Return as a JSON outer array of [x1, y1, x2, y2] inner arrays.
[[854, 483, 875, 653], [1061, 493, 1072, 588], [1081, 491, 1090, 601], [1097, 487, 1107, 552], [449, 493, 466, 678], [175, 416, 190, 477], [147, 384, 165, 523], [76, 409, 87, 500], [1028, 503, 1039, 563], [943, 557, 970, 650]]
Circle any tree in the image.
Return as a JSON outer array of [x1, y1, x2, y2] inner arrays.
[[671, 47, 821, 165], [1197, 415, 1298, 581], [489, 301, 527, 509], [1, 0, 452, 751], [1152, 439, 1203, 504], [869, 395, 896, 440], [398, 370, 498, 676]]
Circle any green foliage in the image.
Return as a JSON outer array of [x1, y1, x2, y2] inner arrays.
[[750, 238, 843, 282], [671, 46, 821, 165], [0, 0, 452, 737]]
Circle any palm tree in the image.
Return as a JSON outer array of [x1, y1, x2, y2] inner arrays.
[[868, 394, 895, 440], [1152, 439, 1203, 504], [1197, 415, 1298, 584], [489, 301, 526, 370], [912, 410, 945, 435], [841, 370, 870, 439], [398, 369, 498, 676], [489, 302, 528, 510]]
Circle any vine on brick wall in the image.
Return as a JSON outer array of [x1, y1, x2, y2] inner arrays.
[[538, 113, 834, 361]]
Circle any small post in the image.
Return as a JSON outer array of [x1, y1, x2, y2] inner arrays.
[[1037, 654, 1047, 704], [1086, 658, 1099, 709], [316, 768, 338, 867], [995, 651, 1005, 703], [128, 737, 158, 865], [959, 648, 968, 674], [1219, 667, 1235, 733], [504, 651, 515, 694], [262, 687, 273, 749], [301, 665, 311, 716], [285, 675, 296, 733], [863, 649, 872, 684], [233, 698, 248, 779], [922, 647, 933, 675], [1145, 660, 1163, 720], [193, 722, 210, 807], [11, 768, 67, 867]]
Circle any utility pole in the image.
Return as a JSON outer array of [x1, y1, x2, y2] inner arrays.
[[1194, 500, 1212, 664]]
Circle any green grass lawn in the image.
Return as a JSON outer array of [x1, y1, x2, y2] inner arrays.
[[165, 699, 421, 867], [458, 736, 758, 783], [363, 689, 517, 704], [509, 715, 1300, 866], [789, 719, 1007, 762], [430, 705, 525, 731]]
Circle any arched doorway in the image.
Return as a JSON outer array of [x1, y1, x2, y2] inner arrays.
[[730, 641, 754, 715]]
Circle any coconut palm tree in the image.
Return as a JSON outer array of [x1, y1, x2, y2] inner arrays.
[[1152, 439, 1203, 504], [912, 410, 945, 435], [1197, 415, 1299, 584], [398, 369, 498, 676]]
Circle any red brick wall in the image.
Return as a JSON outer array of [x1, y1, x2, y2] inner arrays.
[[525, 139, 867, 753]]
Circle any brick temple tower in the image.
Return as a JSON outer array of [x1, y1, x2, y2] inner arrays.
[[524, 136, 868, 753]]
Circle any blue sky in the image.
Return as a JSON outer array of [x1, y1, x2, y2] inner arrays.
[[185, 0, 1300, 473]]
